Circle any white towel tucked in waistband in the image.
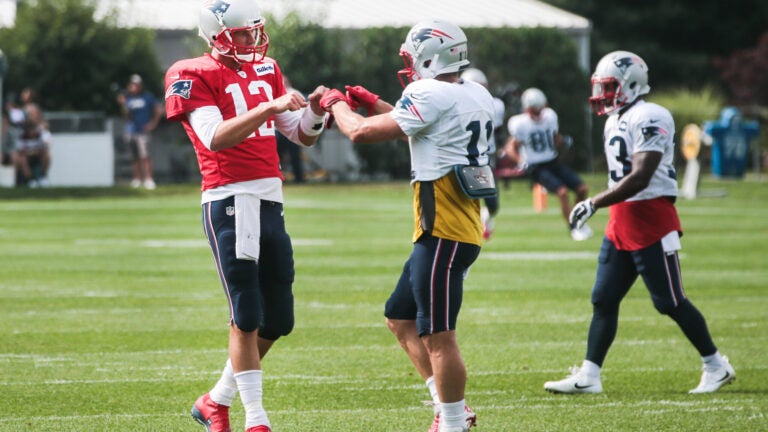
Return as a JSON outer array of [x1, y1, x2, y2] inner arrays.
[[235, 194, 261, 261]]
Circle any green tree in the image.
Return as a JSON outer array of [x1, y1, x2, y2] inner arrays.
[[0, 0, 162, 113], [543, 0, 768, 91]]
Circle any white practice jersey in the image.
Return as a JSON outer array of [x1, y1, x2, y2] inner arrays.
[[507, 107, 559, 165], [603, 99, 678, 201], [391, 78, 495, 182]]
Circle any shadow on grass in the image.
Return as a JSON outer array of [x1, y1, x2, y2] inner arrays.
[[0, 183, 202, 200]]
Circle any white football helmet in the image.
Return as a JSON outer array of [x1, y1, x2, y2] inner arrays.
[[590, 50, 650, 116], [198, 0, 269, 63], [521, 88, 547, 110], [398, 20, 470, 88], [461, 68, 488, 87]]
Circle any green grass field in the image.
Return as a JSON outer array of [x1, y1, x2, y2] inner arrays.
[[1, 175, 767, 431]]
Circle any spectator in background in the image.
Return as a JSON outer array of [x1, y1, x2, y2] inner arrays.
[[276, 76, 306, 183], [1, 113, 16, 169], [15, 103, 51, 187], [505, 87, 591, 241], [117, 74, 162, 190], [460, 68, 505, 240]]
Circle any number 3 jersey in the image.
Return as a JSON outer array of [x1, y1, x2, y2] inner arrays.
[[390, 78, 496, 246], [164, 53, 288, 191], [602, 99, 681, 251], [603, 100, 678, 201]]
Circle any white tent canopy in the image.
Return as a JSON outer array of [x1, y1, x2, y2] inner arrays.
[[91, 0, 592, 70], [1, 0, 591, 69]]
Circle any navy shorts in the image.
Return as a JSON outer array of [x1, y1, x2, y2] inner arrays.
[[528, 160, 584, 192], [385, 235, 480, 336], [592, 237, 687, 314], [202, 196, 295, 339]]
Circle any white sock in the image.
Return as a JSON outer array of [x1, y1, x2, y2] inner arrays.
[[209, 358, 237, 406], [235, 370, 270, 429], [702, 351, 725, 369], [440, 400, 466, 429], [426, 376, 441, 415], [581, 360, 601, 377]]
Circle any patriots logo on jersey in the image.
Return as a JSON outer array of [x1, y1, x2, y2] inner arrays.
[[205, 0, 231, 20], [166, 80, 193, 99], [641, 125, 669, 140], [613, 57, 634, 74], [412, 28, 453, 44], [399, 95, 424, 122]]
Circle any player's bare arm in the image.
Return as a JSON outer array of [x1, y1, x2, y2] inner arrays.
[[321, 92, 406, 144], [503, 136, 522, 164], [592, 150, 661, 209]]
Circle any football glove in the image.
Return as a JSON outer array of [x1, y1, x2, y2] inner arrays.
[[569, 199, 596, 229], [345, 85, 380, 116], [319, 89, 347, 112]]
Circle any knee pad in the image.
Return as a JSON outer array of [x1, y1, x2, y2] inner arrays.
[[258, 316, 294, 341], [232, 289, 262, 333]]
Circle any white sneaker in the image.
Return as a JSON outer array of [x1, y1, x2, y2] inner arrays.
[[439, 427, 469, 432], [38, 177, 51, 187], [570, 224, 593, 241], [544, 365, 603, 394], [689, 356, 736, 394], [130, 178, 142, 188], [425, 402, 476, 432], [143, 178, 156, 190]]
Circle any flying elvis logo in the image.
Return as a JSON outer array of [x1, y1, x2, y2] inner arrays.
[[166, 80, 193, 99], [399, 96, 424, 122], [411, 27, 453, 45], [205, 0, 231, 19], [641, 124, 669, 140], [613, 57, 634, 74]]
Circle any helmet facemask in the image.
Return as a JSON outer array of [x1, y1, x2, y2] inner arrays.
[[589, 76, 623, 116], [397, 47, 418, 88], [211, 23, 269, 63]]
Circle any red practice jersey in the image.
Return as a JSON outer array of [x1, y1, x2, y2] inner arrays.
[[165, 54, 287, 190]]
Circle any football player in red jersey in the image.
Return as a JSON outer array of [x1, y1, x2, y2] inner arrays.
[[544, 50, 735, 395], [164, 1, 329, 431]]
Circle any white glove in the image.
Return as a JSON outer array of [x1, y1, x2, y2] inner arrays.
[[569, 199, 595, 229]]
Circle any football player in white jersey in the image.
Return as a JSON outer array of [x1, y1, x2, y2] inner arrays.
[[544, 50, 735, 395], [320, 20, 492, 432], [505, 87, 591, 240], [460, 68, 506, 240]]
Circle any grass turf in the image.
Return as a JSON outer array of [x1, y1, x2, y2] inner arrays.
[[0, 175, 766, 431]]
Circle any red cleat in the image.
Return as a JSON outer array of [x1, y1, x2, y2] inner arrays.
[[246, 427, 272, 432], [191, 393, 231, 432]]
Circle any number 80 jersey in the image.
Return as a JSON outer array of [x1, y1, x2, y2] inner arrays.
[[603, 100, 678, 201], [391, 79, 495, 183]]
